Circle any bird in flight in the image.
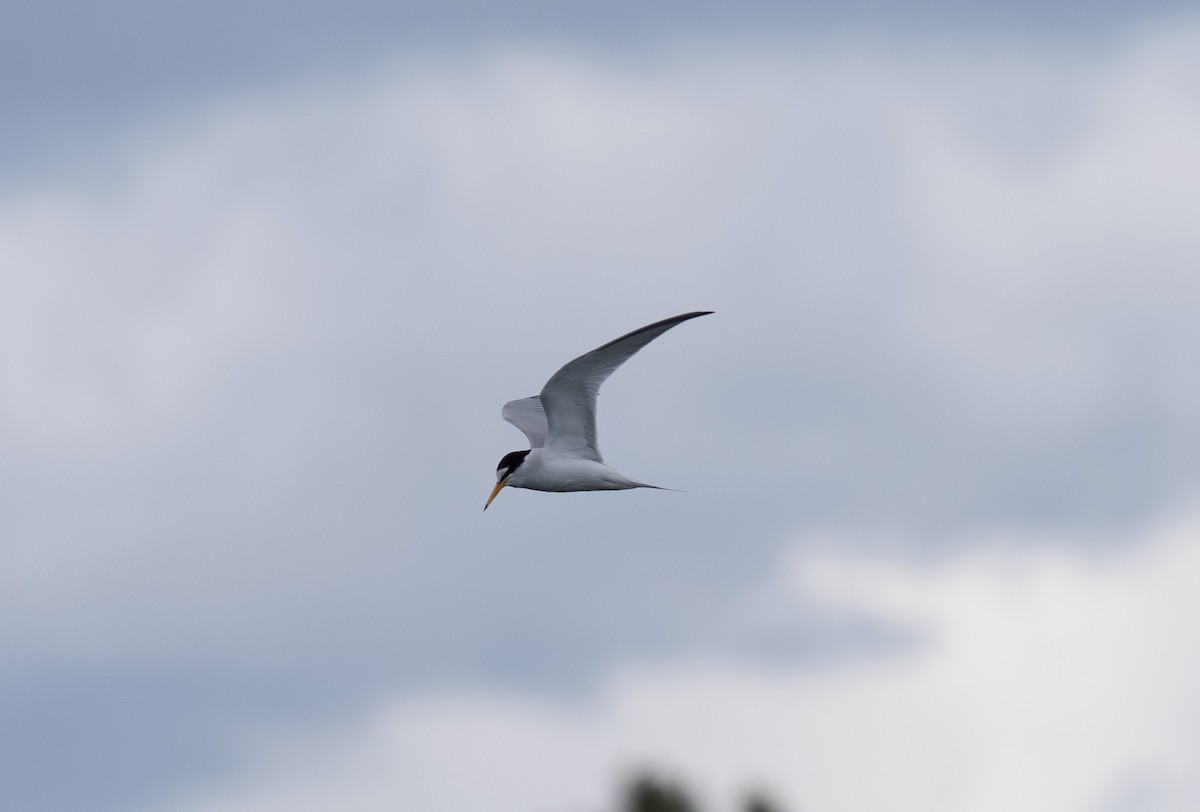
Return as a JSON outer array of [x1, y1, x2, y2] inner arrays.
[[485, 311, 712, 510]]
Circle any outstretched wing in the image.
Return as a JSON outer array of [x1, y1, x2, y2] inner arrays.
[[501, 395, 548, 448], [540, 311, 712, 462]]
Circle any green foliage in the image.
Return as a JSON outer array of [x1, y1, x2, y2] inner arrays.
[[619, 774, 785, 812], [743, 791, 782, 812], [622, 775, 696, 812]]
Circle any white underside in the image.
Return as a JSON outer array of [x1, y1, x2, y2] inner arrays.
[[505, 448, 654, 492]]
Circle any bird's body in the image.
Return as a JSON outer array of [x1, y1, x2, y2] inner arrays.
[[485, 311, 711, 509], [505, 448, 652, 492]]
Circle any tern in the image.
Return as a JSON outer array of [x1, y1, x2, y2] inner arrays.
[[485, 311, 712, 510]]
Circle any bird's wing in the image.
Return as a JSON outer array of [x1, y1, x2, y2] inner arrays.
[[539, 311, 712, 462], [501, 396, 548, 448]]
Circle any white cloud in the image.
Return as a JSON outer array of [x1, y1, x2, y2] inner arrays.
[[0, 160, 310, 462], [895, 18, 1200, 413], [782, 515, 1200, 812], [159, 508, 1200, 812]]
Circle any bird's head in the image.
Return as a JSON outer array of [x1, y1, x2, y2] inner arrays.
[[484, 449, 531, 510]]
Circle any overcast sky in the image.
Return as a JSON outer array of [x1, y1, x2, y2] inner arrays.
[[4, 3, 1200, 812]]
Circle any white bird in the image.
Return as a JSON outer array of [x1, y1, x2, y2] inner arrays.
[[485, 311, 712, 510]]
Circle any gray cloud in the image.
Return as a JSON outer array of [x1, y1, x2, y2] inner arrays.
[[2, 0, 1187, 179], [3, 14, 1200, 811]]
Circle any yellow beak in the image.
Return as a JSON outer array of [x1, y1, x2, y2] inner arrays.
[[484, 480, 506, 510]]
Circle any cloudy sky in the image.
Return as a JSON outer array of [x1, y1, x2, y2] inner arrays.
[[4, 2, 1200, 811]]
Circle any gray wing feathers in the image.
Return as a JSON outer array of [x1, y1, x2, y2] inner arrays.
[[502, 396, 549, 448], [539, 311, 712, 461]]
